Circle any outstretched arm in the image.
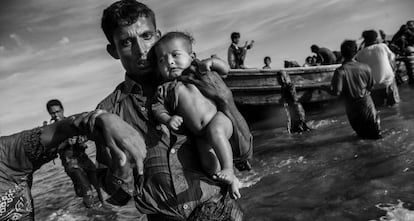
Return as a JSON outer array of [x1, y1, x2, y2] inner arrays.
[[41, 111, 146, 174]]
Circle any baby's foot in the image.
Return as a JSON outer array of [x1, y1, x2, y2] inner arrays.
[[229, 177, 242, 200], [214, 168, 235, 184]]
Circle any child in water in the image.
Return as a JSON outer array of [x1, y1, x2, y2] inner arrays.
[[151, 32, 241, 199], [276, 71, 311, 133]]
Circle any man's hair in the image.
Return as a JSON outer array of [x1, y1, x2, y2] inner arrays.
[[101, 0, 156, 45], [264, 56, 271, 63], [362, 30, 378, 43], [231, 32, 240, 40], [46, 99, 63, 111], [340, 40, 357, 59]]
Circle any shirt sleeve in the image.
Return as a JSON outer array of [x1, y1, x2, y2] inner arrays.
[[151, 84, 172, 121], [331, 68, 343, 96]]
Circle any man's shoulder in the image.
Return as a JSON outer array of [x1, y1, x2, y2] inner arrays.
[[96, 81, 126, 110]]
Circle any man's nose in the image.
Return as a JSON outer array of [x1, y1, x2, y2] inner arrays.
[[134, 39, 149, 59]]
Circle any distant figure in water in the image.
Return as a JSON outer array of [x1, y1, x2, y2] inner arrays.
[[311, 44, 337, 65], [47, 99, 104, 207], [263, 56, 272, 69], [276, 71, 311, 133], [322, 40, 381, 139], [227, 32, 254, 69]]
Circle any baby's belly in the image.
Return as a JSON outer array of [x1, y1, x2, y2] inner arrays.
[[176, 84, 217, 134]]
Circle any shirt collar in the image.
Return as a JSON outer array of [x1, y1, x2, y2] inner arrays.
[[232, 43, 239, 50], [124, 74, 144, 95]]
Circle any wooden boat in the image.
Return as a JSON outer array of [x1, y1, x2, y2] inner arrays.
[[224, 64, 340, 106]]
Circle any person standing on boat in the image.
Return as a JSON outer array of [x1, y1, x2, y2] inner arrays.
[[276, 71, 311, 133], [263, 56, 272, 69], [322, 40, 381, 139], [227, 32, 254, 69], [310, 44, 337, 65], [355, 30, 399, 107]]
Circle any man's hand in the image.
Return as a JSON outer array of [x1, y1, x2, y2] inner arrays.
[[246, 40, 254, 50], [178, 69, 233, 107], [72, 111, 147, 175], [168, 115, 183, 131]]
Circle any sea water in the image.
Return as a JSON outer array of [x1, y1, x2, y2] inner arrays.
[[33, 85, 414, 221]]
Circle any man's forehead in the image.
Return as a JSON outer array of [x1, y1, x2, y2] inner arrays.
[[115, 17, 155, 35], [49, 105, 62, 111]]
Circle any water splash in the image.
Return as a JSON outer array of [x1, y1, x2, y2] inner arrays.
[[370, 200, 414, 221]]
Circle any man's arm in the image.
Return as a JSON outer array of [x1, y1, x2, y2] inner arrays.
[[321, 69, 342, 96], [178, 69, 252, 159]]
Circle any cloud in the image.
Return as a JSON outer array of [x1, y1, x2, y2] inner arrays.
[[9, 33, 25, 47], [59, 36, 70, 45]]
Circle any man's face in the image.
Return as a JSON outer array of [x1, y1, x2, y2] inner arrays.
[[110, 16, 160, 78], [156, 38, 194, 81], [48, 105, 64, 122], [232, 37, 240, 45]]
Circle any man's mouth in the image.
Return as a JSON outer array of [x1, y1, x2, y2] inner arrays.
[[137, 59, 149, 67]]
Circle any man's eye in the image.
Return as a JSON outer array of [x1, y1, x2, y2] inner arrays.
[[142, 32, 154, 40], [158, 57, 165, 63], [121, 39, 132, 47]]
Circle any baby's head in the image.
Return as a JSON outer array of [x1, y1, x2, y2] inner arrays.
[[153, 31, 195, 81]]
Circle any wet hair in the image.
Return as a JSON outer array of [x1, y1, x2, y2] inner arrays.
[[264, 56, 271, 63], [311, 44, 319, 52], [362, 30, 378, 43], [231, 32, 240, 40], [101, 0, 156, 45], [46, 99, 63, 111], [340, 40, 357, 59]]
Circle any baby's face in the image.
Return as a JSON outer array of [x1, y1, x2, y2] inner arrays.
[[156, 38, 193, 80]]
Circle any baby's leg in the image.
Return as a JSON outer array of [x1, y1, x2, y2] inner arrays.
[[205, 112, 242, 199], [205, 111, 233, 177], [196, 138, 221, 175]]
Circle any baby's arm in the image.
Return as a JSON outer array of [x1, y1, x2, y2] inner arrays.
[[198, 57, 230, 76], [156, 113, 183, 131]]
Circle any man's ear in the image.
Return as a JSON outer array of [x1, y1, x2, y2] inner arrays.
[[106, 44, 119, 59], [156, 30, 162, 39], [190, 52, 196, 60]]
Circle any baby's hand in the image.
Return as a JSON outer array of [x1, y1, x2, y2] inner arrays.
[[168, 115, 183, 131]]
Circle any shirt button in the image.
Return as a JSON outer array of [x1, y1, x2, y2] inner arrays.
[[140, 107, 146, 112], [183, 204, 189, 210], [170, 148, 176, 154]]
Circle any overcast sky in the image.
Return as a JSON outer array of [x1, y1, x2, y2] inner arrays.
[[0, 0, 413, 135]]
